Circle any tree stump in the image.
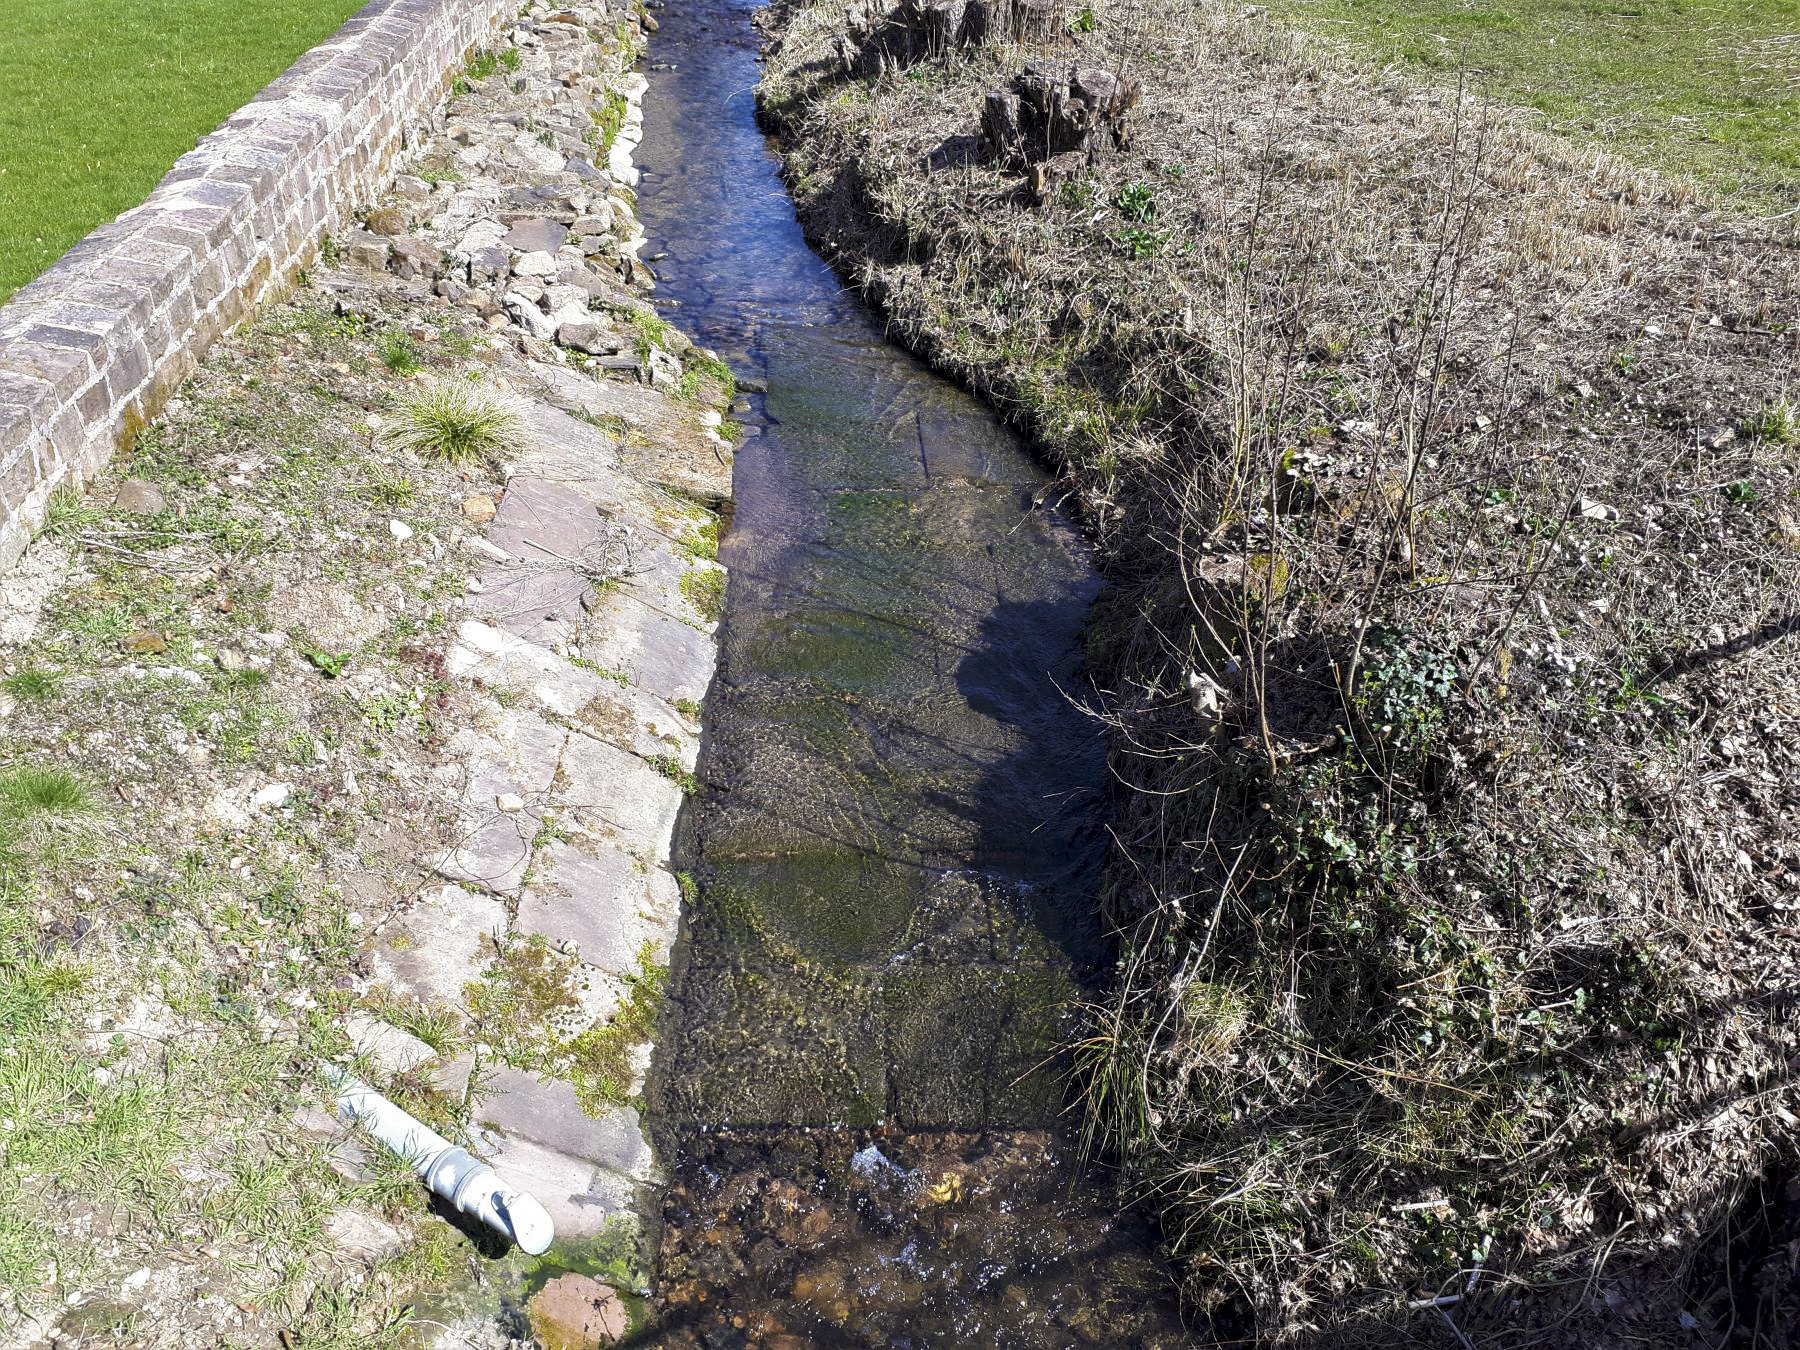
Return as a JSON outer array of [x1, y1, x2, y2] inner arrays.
[[979, 60, 1143, 202]]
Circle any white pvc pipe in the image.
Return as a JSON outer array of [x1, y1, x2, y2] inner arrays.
[[327, 1066, 555, 1255]]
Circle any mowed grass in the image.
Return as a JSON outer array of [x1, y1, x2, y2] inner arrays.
[[1256, 0, 1799, 209], [0, 0, 367, 303]]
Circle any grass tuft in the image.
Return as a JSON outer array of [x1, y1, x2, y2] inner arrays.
[[380, 381, 525, 465], [1, 669, 63, 703], [0, 767, 95, 823]]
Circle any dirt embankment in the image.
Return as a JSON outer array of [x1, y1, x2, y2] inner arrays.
[[757, 1, 1800, 1344]]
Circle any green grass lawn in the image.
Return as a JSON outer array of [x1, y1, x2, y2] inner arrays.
[[0, 0, 367, 303], [1258, 0, 1799, 210]]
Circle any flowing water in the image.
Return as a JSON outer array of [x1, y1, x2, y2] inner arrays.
[[636, 4, 1183, 1344]]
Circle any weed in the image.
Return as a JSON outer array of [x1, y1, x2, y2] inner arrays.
[[647, 755, 700, 796], [378, 329, 424, 375], [681, 516, 722, 563], [589, 89, 629, 156], [630, 309, 678, 362], [378, 999, 462, 1055], [303, 648, 351, 678], [566, 944, 668, 1112], [673, 697, 703, 721], [0, 767, 94, 823], [1744, 395, 1797, 446], [1114, 181, 1158, 223], [380, 381, 525, 465], [359, 466, 418, 507], [1118, 226, 1167, 259]]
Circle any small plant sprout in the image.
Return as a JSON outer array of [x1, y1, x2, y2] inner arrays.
[[380, 380, 525, 465]]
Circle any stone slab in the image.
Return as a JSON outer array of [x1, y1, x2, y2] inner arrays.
[[515, 837, 679, 974], [555, 727, 685, 859]]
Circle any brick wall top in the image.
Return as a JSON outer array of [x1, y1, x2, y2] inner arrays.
[[0, 0, 514, 571]]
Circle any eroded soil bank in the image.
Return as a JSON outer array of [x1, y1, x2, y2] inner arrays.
[[634, 0, 1182, 1345], [756, 0, 1800, 1346]]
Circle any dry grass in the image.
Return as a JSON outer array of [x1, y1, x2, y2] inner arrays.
[[761, 0, 1800, 1342]]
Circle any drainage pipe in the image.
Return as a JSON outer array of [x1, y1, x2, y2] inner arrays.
[[326, 1065, 555, 1255]]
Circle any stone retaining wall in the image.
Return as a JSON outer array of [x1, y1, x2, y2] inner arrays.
[[0, 0, 516, 571]]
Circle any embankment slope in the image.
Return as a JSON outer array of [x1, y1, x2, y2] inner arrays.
[[759, 1, 1800, 1343]]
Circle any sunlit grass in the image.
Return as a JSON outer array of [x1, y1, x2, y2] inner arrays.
[[0, 0, 365, 300], [1255, 0, 1799, 209]]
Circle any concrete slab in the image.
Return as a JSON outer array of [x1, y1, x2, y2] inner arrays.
[[369, 884, 508, 1010], [483, 1134, 634, 1241], [578, 593, 715, 709], [475, 1066, 654, 1179], [342, 1012, 438, 1076]]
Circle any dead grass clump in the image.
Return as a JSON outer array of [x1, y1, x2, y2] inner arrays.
[[761, 0, 1800, 1342]]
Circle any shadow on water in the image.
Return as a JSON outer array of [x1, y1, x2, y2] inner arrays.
[[632, 0, 1187, 1343]]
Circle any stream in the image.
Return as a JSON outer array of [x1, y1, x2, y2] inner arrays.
[[635, 3, 1183, 1344]]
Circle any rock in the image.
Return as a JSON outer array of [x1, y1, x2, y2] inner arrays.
[[511, 134, 567, 176], [458, 220, 510, 254], [389, 236, 445, 280], [324, 1209, 407, 1263], [112, 479, 166, 515], [495, 791, 525, 813], [464, 494, 498, 524], [345, 232, 390, 271], [556, 322, 622, 355], [641, 11, 659, 30], [505, 217, 571, 254], [436, 277, 473, 303], [389, 519, 415, 543], [392, 175, 432, 202], [512, 250, 561, 280], [470, 245, 512, 284], [528, 1273, 628, 1348], [1571, 497, 1618, 522], [287, 581, 382, 649], [250, 782, 293, 811], [124, 630, 168, 655], [364, 206, 409, 237], [504, 292, 559, 341], [570, 209, 616, 238]]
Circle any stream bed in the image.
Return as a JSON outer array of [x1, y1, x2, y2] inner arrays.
[[635, 3, 1184, 1344]]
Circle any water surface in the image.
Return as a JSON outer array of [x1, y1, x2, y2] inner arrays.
[[636, 4, 1183, 1344]]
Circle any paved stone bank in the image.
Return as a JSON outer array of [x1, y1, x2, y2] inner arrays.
[[0, 0, 731, 1343], [0, 0, 519, 573]]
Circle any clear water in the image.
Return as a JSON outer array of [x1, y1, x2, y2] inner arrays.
[[635, 4, 1185, 1344]]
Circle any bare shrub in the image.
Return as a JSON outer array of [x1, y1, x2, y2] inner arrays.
[[762, 0, 1800, 1341]]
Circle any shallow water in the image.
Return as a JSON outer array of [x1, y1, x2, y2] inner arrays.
[[636, 3, 1183, 1344]]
